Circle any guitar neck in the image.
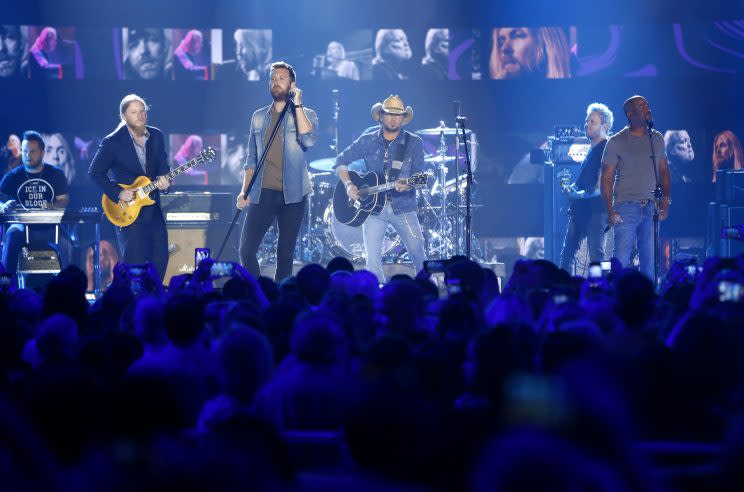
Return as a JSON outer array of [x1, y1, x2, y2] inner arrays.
[[365, 177, 414, 195], [141, 157, 201, 194]]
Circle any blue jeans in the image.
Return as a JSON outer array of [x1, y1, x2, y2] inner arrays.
[[559, 210, 607, 274], [612, 200, 655, 280], [362, 202, 426, 282]]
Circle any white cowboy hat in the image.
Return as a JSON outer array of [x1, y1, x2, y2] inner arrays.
[[370, 94, 414, 125]]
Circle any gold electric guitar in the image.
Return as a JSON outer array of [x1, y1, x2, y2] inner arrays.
[[102, 147, 216, 227]]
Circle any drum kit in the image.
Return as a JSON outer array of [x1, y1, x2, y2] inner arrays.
[[256, 123, 484, 267]]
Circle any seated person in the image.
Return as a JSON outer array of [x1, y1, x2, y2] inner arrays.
[[28, 27, 62, 79], [0, 131, 69, 276], [173, 30, 207, 80]]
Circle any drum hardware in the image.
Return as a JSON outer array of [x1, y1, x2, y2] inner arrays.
[[424, 155, 455, 164], [416, 126, 472, 136], [414, 120, 484, 262], [322, 203, 400, 262]]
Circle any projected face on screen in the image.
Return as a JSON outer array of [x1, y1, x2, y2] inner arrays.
[[490, 27, 571, 79], [712, 130, 744, 181], [664, 129, 697, 184], [421, 28, 449, 80], [378, 29, 412, 63], [371, 29, 413, 80], [169, 133, 220, 185], [36, 27, 57, 52], [0, 25, 24, 79], [42, 132, 76, 184], [234, 29, 272, 80], [123, 28, 168, 79], [666, 130, 694, 162], [183, 30, 203, 55], [222, 133, 247, 184], [172, 29, 210, 80]]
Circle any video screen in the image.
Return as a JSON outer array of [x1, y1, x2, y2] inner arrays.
[[171, 28, 211, 80], [305, 30, 373, 81], [298, 28, 453, 81], [0, 25, 26, 79], [115, 27, 173, 80], [168, 133, 222, 185], [488, 26, 576, 80], [447, 29, 484, 80], [673, 20, 744, 75], [220, 132, 248, 186], [25, 26, 84, 79], [367, 28, 450, 81], [211, 28, 272, 81]]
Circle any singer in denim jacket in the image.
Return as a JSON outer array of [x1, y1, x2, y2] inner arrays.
[[334, 128, 425, 214], [334, 95, 427, 282], [242, 103, 318, 205], [236, 62, 318, 282]]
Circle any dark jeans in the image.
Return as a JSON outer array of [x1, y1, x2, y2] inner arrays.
[[115, 204, 169, 283], [559, 209, 607, 274], [239, 189, 306, 282]]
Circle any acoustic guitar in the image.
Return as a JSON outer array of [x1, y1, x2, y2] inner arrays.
[[102, 147, 216, 227], [332, 170, 429, 227]]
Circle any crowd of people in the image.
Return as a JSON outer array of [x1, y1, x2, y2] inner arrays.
[[1, 250, 744, 491]]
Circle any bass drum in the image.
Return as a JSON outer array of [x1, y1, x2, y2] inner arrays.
[[323, 203, 400, 261]]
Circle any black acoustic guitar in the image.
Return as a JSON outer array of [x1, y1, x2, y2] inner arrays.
[[332, 170, 429, 227]]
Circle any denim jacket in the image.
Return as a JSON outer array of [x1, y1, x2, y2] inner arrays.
[[243, 104, 318, 204], [334, 129, 425, 214]]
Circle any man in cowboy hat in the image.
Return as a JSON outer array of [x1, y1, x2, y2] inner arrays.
[[334, 95, 427, 282]]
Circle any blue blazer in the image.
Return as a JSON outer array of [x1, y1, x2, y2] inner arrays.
[[88, 124, 170, 203]]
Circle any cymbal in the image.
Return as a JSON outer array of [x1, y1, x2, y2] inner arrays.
[[445, 176, 478, 193], [416, 127, 472, 136], [424, 155, 455, 164], [308, 158, 365, 173], [308, 158, 336, 172]]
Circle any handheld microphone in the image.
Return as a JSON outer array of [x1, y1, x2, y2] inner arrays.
[[646, 118, 654, 130], [287, 90, 296, 102]]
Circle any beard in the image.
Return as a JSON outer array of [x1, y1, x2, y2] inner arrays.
[[23, 158, 43, 170], [271, 85, 289, 101], [382, 121, 400, 133], [0, 54, 19, 77]]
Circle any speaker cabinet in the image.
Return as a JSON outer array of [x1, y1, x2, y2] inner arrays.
[[164, 222, 239, 284], [718, 205, 744, 258], [544, 162, 581, 263]]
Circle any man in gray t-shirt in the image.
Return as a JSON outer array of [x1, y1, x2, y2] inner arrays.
[[600, 95, 671, 281]]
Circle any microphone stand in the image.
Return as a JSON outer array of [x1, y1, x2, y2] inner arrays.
[[331, 89, 340, 155], [453, 116, 461, 256], [647, 122, 662, 289], [216, 99, 293, 260], [457, 116, 474, 259]]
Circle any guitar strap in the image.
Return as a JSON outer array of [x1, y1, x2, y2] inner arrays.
[[385, 131, 410, 183]]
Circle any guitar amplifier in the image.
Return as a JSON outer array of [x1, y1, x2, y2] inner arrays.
[[714, 170, 744, 205], [160, 192, 233, 222], [543, 162, 581, 263], [164, 221, 240, 284], [717, 204, 744, 258]]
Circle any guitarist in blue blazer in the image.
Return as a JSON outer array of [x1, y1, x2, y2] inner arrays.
[[89, 94, 170, 281], [334, 95, 427, 282]]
